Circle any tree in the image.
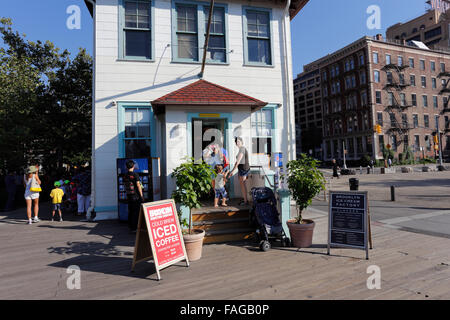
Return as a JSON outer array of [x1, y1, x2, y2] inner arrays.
[[0, 18, 92, 171]]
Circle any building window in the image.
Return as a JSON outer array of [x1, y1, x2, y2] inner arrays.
[[379, 135, 385, 151], [425, 26, 442, 40], [410, 75, 416, 86], [409, 58, 415, 68], [402, 113, 408, 127], [413, 114, 419, 128], [431, 61, 436, 72], [421, 76, 427, 88], [420, 59, 425, 70], [441, 62, 446, 73], [400, 93, 406, 106], [412, 93, 417, 106], [414, 135, 420, 152], [388, 92, 394, 106], [399, 73, 405, 85], [359, 54, 365, 66], [423, 95, 428, 107], [204, 6, 226, 63], [120, 0, 153, 60], [173, 3, 228, 63], [360, 71, 366, 84], [373, 52, 379, 64], [432, 77, 437, 89], [244, 8, 272, 65], [386, 71, 393, 84], [124, 107, 152, 158], [398, 56, 403, 67], [386, 54, 391, 65], [435, 115, 440, 129], [424, 114, 429, 128], [251, 108, 273, 157], [376, 91, 382, 104], [377, 112, 383, 126], [433, 96, 438, 108], [374, 70, 380, 83], [175, 4, 199, 61]]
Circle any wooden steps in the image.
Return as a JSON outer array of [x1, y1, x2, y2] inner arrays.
[[191, 200, 255, 244]]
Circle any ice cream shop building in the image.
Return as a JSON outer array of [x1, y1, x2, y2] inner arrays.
[[84, 0, 309, 230]]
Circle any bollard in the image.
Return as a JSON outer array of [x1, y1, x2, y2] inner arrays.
[[360, 166, 363, 174], [391, 185, 395, 201], [367, 166, 370, 174]]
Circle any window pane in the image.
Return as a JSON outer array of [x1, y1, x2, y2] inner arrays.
[[125, 1, 137, 15], [205, 8, 224, 34], [177, 6, 196, 32], [125, 15, 137, 28], [178, 34, 198, 60], [125, 109, 136, 123], [248, 22, 258, 37], [138, 124, 150, 138], [125, 30, 151, 58], [138, 15, 149, 29], [248, 39, 270, 64], [137, 109, 150, 123], [125, 139, 151, 158], [262, 109, 272, 123], [137, 2, 149, 16], [247, 12, 257, 25], [207, 36, 225, 62], [125, 125, 138, 138]]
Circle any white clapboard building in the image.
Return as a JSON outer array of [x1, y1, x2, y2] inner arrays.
[[84, 0, 308, 220]]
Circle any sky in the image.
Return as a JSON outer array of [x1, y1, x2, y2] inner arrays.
[[0, 0, 433, 73]]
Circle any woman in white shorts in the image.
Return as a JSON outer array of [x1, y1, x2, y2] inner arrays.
[[24, 166, 41, 225]]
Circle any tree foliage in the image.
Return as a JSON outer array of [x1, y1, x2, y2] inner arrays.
[[0, 18, 92, 171]]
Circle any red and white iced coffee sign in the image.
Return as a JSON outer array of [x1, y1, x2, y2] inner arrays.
[[146, 201, 185, 266], [131, 199, 189, 280]]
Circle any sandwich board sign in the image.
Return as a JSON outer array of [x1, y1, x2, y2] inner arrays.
[[131, 199, 189, 280], [327, 191, 372, 260]]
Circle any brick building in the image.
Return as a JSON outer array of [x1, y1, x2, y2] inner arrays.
[[314, 35, 450, 163], [293, 65, 323, 159], [386, 7, 450, 51]]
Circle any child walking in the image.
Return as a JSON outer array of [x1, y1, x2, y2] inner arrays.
[[50, 181, 65, 221], [214, 165, 228, 208]]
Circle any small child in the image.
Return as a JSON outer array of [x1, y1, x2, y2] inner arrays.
[[214, 164, 228, 208], [50, 181, 65, 221]]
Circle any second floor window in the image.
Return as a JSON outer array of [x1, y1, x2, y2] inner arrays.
[[122, 0, 152, 60], [204, 6, 226, 63], [245, 9, 271, 65], [176, 5, 198, 61]]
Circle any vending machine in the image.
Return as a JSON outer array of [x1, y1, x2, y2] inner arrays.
[[116, 158, 153, 222]]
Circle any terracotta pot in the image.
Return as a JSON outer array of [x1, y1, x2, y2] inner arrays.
[[183, 229, 205, 261], [287, 219, 315, 248]]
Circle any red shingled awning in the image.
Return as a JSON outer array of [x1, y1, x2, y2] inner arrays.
[[151, 79, 268, 114]]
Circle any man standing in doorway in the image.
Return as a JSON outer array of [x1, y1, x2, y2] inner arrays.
[[123, 160, 144, 233]]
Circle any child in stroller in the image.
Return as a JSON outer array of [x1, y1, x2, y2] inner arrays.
[[250, 187, 290, 251]]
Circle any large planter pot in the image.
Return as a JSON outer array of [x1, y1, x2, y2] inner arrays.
[[287, 219, 315, 248], [183, 229, 205, 261]]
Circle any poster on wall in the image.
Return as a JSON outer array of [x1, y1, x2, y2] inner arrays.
[[131, 199, 189, 280]]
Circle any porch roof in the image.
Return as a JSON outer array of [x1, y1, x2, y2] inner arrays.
[[150, 79, 268, 114]]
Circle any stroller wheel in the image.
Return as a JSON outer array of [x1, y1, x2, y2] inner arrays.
[[259, 240, 271, 252], [282, 237, 291, 247]]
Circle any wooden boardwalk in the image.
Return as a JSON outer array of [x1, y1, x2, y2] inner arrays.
[[0, 202, 449, 300]]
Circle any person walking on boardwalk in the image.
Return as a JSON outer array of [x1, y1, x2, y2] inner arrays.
[[23, 166, 41, 224]]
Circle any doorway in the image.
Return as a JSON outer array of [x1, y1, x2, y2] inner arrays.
[[192, 118, 227, 161]]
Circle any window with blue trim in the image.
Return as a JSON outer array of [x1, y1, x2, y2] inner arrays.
[[124, 108, 152, 158], [121, 0, 152, 60], [204, 6, 226, 62], [173, 2, 227, 63], [244, 9, 271, 65], [251, 108, 273, 157]]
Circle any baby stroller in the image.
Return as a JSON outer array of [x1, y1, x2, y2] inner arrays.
[[250, 187, 290, 251]]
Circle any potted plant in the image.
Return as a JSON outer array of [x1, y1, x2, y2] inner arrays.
[[171, 157, 215, 261], [286, 154, 326, 248]]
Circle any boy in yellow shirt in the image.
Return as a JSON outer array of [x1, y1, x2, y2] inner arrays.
[[50, 181, 65, 222]]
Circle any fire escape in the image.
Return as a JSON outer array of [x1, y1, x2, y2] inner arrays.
[[382, 61, 412, 152], [438, 66, 450, 158]]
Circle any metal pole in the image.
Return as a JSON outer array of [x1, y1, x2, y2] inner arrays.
[[390, 185, 395, 201], [199, 0, 215, 78], [436, 116, 443, 167]]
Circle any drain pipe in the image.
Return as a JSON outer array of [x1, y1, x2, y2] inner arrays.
[[281, 0, 293, 189], [86, 0, 96, 221]]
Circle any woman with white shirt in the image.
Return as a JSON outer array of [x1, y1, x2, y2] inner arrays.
[[23, 165, 41, 224]]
